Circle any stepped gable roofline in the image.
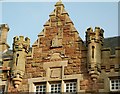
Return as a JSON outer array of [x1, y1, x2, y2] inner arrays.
[[49, 1, 68, 17], [33, 0, 83, 47], [44, 0, 75, 28], [38, 29, 44, 37], [32, 39, 38, 47], [62, 8, 69, 15], [44, 20, 50, 26], [66, 16, 73, 24], [49, 10, 55, 16]]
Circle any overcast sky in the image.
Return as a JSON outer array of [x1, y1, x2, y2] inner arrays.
[[0, 0, 119, 49]]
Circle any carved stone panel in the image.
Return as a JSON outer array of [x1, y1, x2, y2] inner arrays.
[[50, 68, 61, 79], [51, 36, 62, 47]]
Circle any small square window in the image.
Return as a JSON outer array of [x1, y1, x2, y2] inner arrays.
[[110, 79, 120, 91]]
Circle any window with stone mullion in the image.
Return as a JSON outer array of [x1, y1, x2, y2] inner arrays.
[[36, 84, 46, 94], [110, 79, 120, 91], [65, 82, 76, 93], [51, 83, 61, 93]]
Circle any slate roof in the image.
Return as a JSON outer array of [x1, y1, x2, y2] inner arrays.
[[103, 36, 120, 54], [2, 50, 13, 59]]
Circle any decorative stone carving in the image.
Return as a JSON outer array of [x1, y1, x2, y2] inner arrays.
[[51, 35, 62, 47], [50, 68, 61, 78], [50, 53, 62, 61], [51, 27, 63, 48]]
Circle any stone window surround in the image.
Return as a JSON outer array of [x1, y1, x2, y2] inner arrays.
[[50, 83, 61, 93], [28, 74, 83, 93], [28, 57, 84, 93], [35, 84, 46, 93], [100, 71, 120, 92], [64, 81, 77, 93], [34, 80, 77, 93], [110, 78, 120, 91]]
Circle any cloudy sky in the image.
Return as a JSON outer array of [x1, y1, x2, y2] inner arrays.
[[0, 0, 119, 49]]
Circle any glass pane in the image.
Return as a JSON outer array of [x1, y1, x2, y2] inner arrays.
[[112, 84, 114, 86], [111, 80, 114, 83], [116, 87, 118, 89], [66, 90, 69, 92], [36, 86, 39, 88], [116, 80, 118, 83], [112, 87, 114, 89]]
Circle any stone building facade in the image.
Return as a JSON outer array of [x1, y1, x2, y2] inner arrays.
[[0, 1, 120, 93]]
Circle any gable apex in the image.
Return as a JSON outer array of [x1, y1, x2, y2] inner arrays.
[[55, 0, 64, 7]]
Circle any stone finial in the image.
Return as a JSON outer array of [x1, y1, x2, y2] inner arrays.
[[55, 0, 64, 7], [0, 24, 9, 31]]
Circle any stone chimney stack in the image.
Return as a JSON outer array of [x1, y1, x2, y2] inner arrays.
[[0, 24, 10, 53]]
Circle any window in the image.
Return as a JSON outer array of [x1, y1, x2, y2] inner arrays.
[[92, 46, 95, 58], [65, 82, 77, 93], [51, 83, 61, 93], [34, 80, 77, 93], [0, 85, 5, 94], [110, 79, 120, 91], [35, 84, 46, 94]]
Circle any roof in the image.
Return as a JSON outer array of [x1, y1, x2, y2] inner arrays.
[[103, 36, 120, 54], [2, 50, 13, 59]]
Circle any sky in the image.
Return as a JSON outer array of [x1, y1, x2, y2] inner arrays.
[[0, 0, 119, 49]]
